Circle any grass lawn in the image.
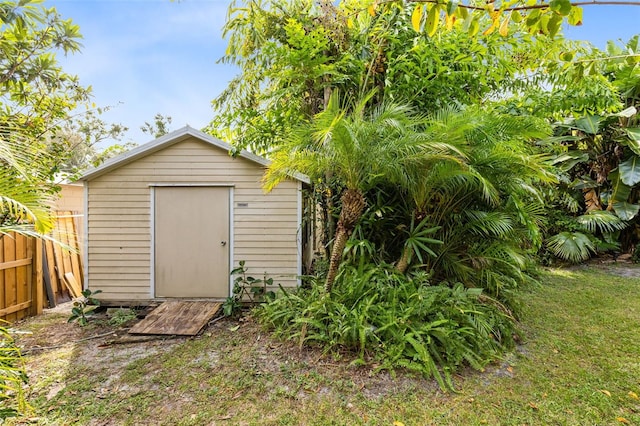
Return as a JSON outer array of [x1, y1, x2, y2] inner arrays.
[[7, 264, 640, 425]]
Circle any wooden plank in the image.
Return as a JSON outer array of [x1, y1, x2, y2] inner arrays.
[[74, 215, 84, 286], [42, 240, 56, 308], [58, 217, 74, 284], [0, 258, 32, 270], [44, 240, 61, 298], [129, 301, 221, 336], [64, 213, 83, 288], [0, 236, 4, 316], [51, 228, 65, 284], [34, 237, 43, 315], [0, 300, 32, 317], [15, 235, 27, 321], [63, 272, 82, 298], [4, 233, 17, 322]]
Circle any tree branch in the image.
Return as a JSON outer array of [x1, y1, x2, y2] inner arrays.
[[383, 0, 640, 12], [574, 53, 640, 63]]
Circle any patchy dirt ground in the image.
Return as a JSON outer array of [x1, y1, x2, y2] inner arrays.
[[7, 261, 640, 425], [9, 303, 443, 425], [571, 256, 640, 278]]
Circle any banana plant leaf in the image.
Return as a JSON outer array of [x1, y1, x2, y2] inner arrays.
[[612, 201, 640, 221], [574, 115, 603, 135], [619, 155, 640, 186]]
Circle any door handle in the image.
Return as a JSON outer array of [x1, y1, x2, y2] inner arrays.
[[220, 241, 227, 246]]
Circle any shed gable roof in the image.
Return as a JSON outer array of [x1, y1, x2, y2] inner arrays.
[[79, 125, 310, 184]]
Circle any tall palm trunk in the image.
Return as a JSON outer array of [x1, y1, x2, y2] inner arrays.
[[324, 188, 366, 293]]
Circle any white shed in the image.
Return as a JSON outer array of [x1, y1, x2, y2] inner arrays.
[[79, 126, 310, 306]]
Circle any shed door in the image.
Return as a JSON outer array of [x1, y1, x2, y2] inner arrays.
[[154, 187, 230, 298]]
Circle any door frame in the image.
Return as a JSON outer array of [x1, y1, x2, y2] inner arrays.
[[149, 183, 234, 299]]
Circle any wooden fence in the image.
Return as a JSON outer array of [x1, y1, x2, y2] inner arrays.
[[0, 212, 84, 322], [0, 233, 42, 322]]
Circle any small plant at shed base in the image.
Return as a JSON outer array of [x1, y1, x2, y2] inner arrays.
[[68, 289, 102, 326], [107, 308, 138, 327], [223, 261, 277, 317]]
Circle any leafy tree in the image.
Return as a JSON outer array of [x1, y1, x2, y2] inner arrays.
[[0, 1, 102, 240], [393, 108, 553, 277], [210, 0, 591, 155], [547, 107, 640, 261], [540, 36, 640, 262], [1, 129, 53, 236], [141, 113, 173, 139], [347, 0, 633, 40], [1, 0, 90, 137], [51, 109, 128, 175], [208, 0, 361, 153], [1, 0, 91, 197]]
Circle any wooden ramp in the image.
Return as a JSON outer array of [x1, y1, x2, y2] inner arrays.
[[129, 301, 221, 336]]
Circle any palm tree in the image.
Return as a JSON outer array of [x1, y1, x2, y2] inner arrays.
[[414, 109, 554, 299], [393, 107, 554, 275], [263, 91, 429, 292]]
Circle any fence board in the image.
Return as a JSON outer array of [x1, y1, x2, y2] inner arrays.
[[0, 300, 31, 317], [16, 236, 27, 321], [0, 234, 36, 322], [64, 215, 82, 290], [0, 240, 5, 319], [0, 258, 32, 270], [42, 211, 82, 307], [45, 240, 60, 297], [4, 235, 17, 322]]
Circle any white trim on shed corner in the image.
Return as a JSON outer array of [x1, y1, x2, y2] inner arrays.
[[78, 126, 310, 185], [83, 183, 89, 291], [149, 186, 155, 298], [149, 183, 235, 299], [228, 188, 235, 297]]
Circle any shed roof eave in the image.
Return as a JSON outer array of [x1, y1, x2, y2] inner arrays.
[[78, 125, 310, 184]]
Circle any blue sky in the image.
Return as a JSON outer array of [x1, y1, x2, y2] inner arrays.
[[49, 0, 640, 146]]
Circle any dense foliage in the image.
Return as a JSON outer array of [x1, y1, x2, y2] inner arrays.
[[0, 0, 90, 237], [209, 0, 577, 154], [259, 95, 552, 385], [211, 0, 640, 386], [256, 264, 517, 390], [541, 37, 640, 263]]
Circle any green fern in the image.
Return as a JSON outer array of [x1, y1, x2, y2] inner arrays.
[[255, 263, 517, 391]]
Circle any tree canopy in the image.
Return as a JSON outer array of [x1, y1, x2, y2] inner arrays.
[[1, 0, 90, 236], [208, 0, 634, 154]]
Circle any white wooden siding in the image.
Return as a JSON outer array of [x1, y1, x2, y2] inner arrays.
[[86, 137, 300, 301]]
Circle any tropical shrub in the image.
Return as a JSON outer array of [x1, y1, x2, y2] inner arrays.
[[545, 106, 640, 262], [256, 263, 517, 390]]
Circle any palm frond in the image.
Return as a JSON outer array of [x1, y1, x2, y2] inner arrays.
[[463, 211, 514, 238], [546, 231, 595, 263], [576, 210, 628, 234]]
